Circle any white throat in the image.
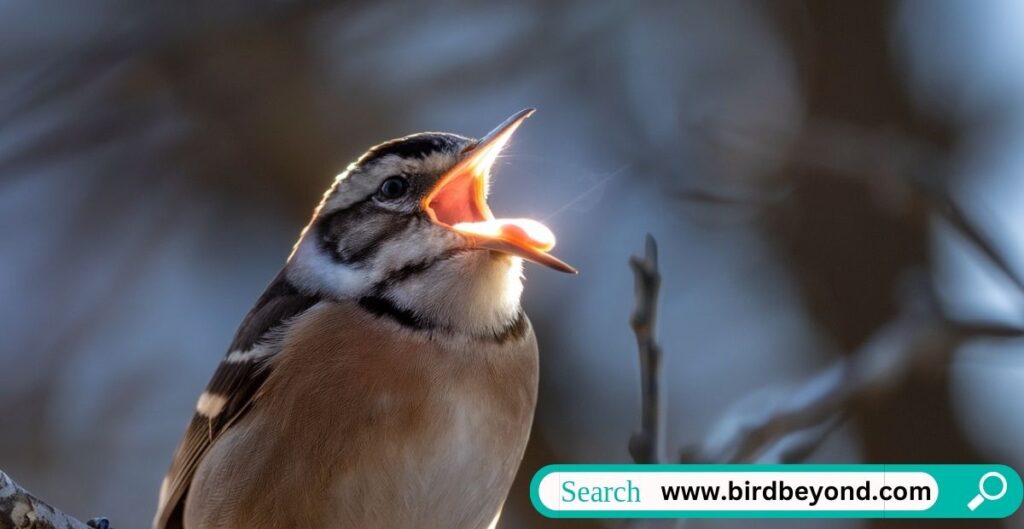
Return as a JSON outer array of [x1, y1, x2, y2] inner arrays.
[[388, 252, 525, 335], [288, 233, 525, 336]]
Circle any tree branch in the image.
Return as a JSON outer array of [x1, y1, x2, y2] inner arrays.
[[678, 280, 1024, 464], [629, 234, 665, 465], [0, 470, 93, 529], [682, 306, 944, 463]]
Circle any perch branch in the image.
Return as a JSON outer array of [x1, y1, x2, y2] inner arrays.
[[0, 470, 92, 529], [629, 234, 665, 464]]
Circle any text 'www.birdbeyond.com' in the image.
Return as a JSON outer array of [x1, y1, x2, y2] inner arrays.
[[656, 478, 931, 506]]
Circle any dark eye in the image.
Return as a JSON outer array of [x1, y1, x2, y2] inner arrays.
[[377, 176, 409, 200]]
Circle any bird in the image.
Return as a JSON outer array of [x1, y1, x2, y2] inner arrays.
[[152, 109, 575, 529]]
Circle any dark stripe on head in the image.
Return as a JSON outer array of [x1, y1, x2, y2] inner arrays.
[[317, 200, 415, 266], [358, 133, 463, 167], [316, 196, 372, 263], [342, 215, 414, 264]]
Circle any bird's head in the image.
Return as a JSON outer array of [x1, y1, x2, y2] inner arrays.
[[287, 109, 573, 336]]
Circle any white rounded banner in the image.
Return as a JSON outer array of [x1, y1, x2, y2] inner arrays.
[[535, 471, 938, 512]]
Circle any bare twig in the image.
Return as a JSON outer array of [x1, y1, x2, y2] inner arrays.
[[685, 118, 1024, 300], [794, 119, 1024, 298], [684, 309, 942, 463], [929, 190, 1024, 297], [0, 470, 92, 529], [626, 237, 678, 529], [679, 284, 1024, 464], [629, 234, 665, 465], [774, 414, 846, 464]]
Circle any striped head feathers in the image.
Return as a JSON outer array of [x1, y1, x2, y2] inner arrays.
[[286, 109, 574, 337]]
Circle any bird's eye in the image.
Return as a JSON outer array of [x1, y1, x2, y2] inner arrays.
[[377, 176, 409, 200]]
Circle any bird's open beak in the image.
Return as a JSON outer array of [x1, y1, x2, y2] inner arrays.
[[422, 109, 577, 274]]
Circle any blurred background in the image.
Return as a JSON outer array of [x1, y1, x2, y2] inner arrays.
[[2, 0, 1024, 528]]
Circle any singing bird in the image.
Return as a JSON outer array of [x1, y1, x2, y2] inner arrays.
[[153, 109, 574, 529]]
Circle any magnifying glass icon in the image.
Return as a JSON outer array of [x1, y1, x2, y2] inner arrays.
[[968, 471, 1008, 511]]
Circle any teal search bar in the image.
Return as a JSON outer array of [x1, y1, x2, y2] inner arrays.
[[530, 464, 1022, 518]]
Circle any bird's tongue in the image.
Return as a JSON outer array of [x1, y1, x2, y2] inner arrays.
[[451, 218, 556, 253], [452, 216, 574, 273]]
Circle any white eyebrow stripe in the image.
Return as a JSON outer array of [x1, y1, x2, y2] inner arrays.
[[225, 343, 276, 363], [196, 392, 228, 418]]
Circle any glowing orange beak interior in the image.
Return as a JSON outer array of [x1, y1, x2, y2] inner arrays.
[[423, 109, 576, 274]]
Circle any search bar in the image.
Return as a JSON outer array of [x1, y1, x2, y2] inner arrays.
[[530, 464, 1022, 519]]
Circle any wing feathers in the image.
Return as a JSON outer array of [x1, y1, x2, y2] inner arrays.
[[154, 270, 319, 529]]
